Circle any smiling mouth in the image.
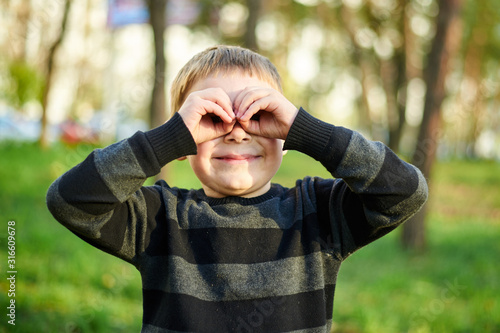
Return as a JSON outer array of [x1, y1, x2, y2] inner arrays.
[[214, 154, 261, 163]]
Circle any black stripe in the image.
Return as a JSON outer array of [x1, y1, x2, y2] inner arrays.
[[145, 215, 333, 264], [59, 152, 118, 215], [361, 147, 419, 211], [339, 180, 399, 251], [142, 285, 335, 332]]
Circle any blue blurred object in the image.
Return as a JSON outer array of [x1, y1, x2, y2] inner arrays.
[[107, 0, 149, 28], [0, 107, 41, 141]]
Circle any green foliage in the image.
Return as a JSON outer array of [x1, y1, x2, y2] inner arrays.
[[0, 143, 498, 332], [462, 0, 500, 58], [2, 61, 45, 108]]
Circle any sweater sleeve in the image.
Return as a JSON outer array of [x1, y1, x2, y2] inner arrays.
[[46, 113, 197, 265], [284, 108, 428, 259]]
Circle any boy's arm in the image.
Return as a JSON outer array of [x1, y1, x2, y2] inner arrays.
[[284, 108, 428, 259], [46, 113, 197, 264]]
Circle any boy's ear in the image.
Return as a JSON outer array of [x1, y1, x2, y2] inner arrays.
[[177, 156, 187, 161]]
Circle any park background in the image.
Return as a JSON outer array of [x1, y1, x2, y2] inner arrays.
[[0, 0, 499, 332]]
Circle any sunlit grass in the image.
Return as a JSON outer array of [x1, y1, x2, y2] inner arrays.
[[0, 142, 498, 332]]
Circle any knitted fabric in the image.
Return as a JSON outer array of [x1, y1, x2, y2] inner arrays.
[[47, 108, 428, 332]]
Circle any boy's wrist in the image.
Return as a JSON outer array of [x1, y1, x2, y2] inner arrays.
[[283, 108, 333, 158], [284, 108, 354, 166], [145, 113, 197, 166]]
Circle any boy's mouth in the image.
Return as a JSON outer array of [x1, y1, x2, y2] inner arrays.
[[213, 154, 261, 163]]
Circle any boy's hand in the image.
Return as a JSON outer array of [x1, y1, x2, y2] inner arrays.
[[177, 88, 235, 144], [233, 87, 298, 140]]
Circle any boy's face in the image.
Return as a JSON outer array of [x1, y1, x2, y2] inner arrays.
[[185, 72, 284, 198]]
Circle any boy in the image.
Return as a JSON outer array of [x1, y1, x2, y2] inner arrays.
[[47, 45, 428, 332]]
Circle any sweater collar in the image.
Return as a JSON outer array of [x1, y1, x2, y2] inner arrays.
[[198, 184, 284, 206]]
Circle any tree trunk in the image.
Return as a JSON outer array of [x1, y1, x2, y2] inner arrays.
[[386, 0, 409, 153], [146, 0, 169, 181], [382, 54, 406, 152], [146, 0, 168, 129], [401, 0, 463, 251], [244, 0, 261, 51], [39, 0, 72, 149]]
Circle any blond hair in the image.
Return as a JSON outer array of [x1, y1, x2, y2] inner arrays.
[[170, 45, 282, 116]]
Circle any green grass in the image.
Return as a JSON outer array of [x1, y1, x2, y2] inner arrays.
[[0, 142, 499, 332]]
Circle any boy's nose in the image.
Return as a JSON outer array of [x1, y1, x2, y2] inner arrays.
[[224, 123, 251, 143]]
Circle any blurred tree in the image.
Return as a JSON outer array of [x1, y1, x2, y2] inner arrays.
[[1, 1, 44, 110], [451, 0, 500, 157], [40, 0, 72, 148], [146, 0, 168, 129], [340, 4, 377, 138], [71, 0, 103, 120], [244, 0, 261, 51], [380, 0, 410, 153], [145, 0, 169, 181], [402, 0, 464, 251], [4, 61, 44, 109], [8, 0, 31, 61], [339, 0, 416, 151]]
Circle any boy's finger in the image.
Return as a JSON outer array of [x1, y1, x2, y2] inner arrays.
[[202, 88, 235, 120], [239, 104, 261, 122], [234, 87, 268, 118], [197, 99, 233, 124], [211, 104, 236, 123], [239, 95, 276, 122]]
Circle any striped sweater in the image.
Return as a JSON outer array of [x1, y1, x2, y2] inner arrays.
[[46, 108, 428, 332]]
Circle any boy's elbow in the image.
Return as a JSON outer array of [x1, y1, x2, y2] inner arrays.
[[46, 178, 70, 224], [416, 168, 429, 207], [405, 168, 429, 218], [46, 180, 61, 219]]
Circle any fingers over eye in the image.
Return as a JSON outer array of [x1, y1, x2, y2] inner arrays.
[[234, 87, 268, 117], [240, 103, 267, 122], [198, 88, 235, 120], [212, 105, 236, 124]]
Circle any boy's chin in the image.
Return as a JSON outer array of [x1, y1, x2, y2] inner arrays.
[[204, 182, 271, 198]]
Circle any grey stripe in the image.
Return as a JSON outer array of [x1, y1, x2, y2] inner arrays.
[[94, 140, 147, 203], [169, 195, 298, 230], [141, 324, 190, 333], [337, 132, 386, 191], [166, 181, 321, 231], [288, 324, 333, 333], [141, 252, 339, 302]]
